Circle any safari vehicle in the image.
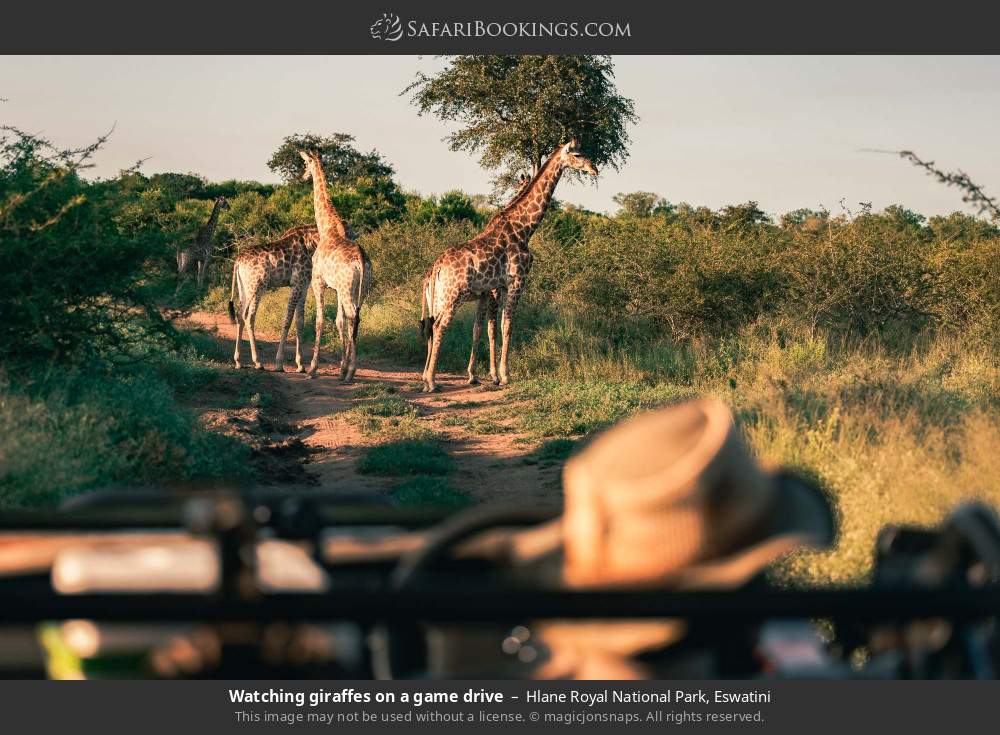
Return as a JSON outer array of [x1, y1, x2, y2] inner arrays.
[[4, 400, 1000, 680]]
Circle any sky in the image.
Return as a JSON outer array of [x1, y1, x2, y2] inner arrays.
[[2, 55, 999, 218]]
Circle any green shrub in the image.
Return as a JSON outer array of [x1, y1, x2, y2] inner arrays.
[[0, 130, 175, 361]]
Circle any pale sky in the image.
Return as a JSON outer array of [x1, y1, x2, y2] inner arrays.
[[2, 55, 999, 218]]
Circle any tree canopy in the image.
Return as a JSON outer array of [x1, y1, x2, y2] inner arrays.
[[267, 132, 394, 186], [405, 55, 637, 191], [613, 191, 674, 218]]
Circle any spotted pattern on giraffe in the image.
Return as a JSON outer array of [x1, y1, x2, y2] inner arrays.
[[419, 140, 597, 392], [299, 150, 373, 383], [228, 224, 319, 372]]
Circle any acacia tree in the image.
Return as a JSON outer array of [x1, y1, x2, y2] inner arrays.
[[267, 132, 394, 186], [405, 55, 637, 191]]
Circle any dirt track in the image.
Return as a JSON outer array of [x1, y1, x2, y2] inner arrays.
[[179, 311, 563, 505]]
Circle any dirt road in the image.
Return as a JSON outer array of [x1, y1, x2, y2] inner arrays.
[[179, 311, 563, 505]]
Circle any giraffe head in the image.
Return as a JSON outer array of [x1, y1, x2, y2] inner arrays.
[[298, 150, 323, 181], [557, 139, 598, 177], [216, 195, 230, 211]]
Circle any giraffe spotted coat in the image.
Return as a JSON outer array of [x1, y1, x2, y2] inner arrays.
[[419, 140, 597, 392], [299, 150, 373, 382], [228, 224, 319, 371]]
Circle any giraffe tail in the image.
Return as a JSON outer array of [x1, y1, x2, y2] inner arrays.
[[418, 269, 435, 340], [227, 261, 238, 323], [350, 260, 366, 344]]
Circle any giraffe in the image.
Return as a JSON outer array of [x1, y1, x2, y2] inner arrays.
[[299, 150, 373, 382], [417, 174, 533, 385], [227, 224, 319, 371], [176, 196, 228, 294], [419, 140, 597, 392]]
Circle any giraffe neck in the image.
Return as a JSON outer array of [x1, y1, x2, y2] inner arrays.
[[486, 153, 564, 244], [197, 198, 224, 247], [307, 163, 349, 240]]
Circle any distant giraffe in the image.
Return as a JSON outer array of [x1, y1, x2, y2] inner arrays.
[[419, 140, 597, 392], [176, 196, 228, 293], [299, 150, 373, 382], [227, 224, 319, 371]]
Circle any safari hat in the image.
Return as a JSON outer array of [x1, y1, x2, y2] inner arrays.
[[510, 397, 835, 589]]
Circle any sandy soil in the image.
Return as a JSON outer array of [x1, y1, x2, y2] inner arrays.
[[178, 311, 563, 505]]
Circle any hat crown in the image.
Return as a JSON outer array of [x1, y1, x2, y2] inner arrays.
[[562, 399, 778, 586]]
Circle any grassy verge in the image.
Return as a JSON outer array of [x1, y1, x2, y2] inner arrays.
[[0, 349, 252, 509], [198, 276, 999, 587], [358, 304, 1000, 585]]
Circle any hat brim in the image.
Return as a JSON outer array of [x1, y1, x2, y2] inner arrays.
[[508, 471, 835, 590]]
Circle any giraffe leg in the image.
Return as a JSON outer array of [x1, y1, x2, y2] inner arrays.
[[335, 297, 350, 382], [308, 278, 325, 377], [486, 290, 501, 385], [245, 288, 264, 370], [294, 296, 306, 373], [344, 300, 360, 383], [498, 287, 523, 386], [424, 306, 455, 393], [421, 326, 434, 386], [274, 281, 301, 372], [233, 301, 245, 369], [232, 275, 248, 369], [466, 295, 487, 385], [196, 261, 205, 290]]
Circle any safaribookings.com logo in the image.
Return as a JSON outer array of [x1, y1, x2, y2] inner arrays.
[[370, 13, 404, 41], [370, 13, 631, 42]]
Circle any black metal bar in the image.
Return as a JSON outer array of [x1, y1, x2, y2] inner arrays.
[[0, 505, 559, 532], [1, 587, 999, 623]]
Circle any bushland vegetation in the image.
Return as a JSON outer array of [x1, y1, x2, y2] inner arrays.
[[0, 127, 253, 507], [204, 186, 998, 585], [2, 114, 997, 585]]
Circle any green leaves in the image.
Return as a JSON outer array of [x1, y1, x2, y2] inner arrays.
[[405, 55, 637, 192], [0, 129, 177, 363], [266, 132, 394, 186]]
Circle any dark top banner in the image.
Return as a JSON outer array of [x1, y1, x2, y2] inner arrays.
[[4, 0, 1000, 54]]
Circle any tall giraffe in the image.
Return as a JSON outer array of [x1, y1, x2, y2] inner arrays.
[[299, 151, 373, 382], [227, 224, 319, 371], [176, 196, 228, 293], [419, 140, 597, 392], [417, 174, 533, 385]]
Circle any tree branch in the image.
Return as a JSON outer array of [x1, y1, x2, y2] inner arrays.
[[866, 148, 1000, 221]]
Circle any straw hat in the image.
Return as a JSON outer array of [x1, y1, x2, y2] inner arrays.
[[511, 397, 835, 589], [498, 398, 837, 679]]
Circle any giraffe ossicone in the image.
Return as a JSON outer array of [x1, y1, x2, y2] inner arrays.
[[419, 140, 598, 392]]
